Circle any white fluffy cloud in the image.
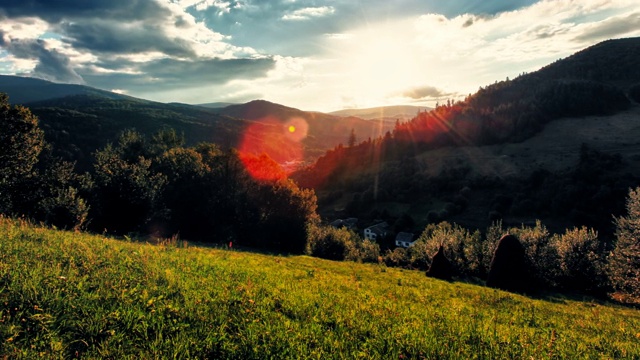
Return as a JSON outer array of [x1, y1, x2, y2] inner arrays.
[[282, 6, 335, 21]]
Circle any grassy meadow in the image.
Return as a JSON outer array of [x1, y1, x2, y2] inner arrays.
[[1, 217, 639, 359]]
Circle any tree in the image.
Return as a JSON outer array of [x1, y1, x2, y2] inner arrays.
[[91, 132, 166, 234], [348, 128, 357, 147], [0, 94, 45, 212], [609, 187, 640, 303]]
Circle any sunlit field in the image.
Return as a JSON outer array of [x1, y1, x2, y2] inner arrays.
[[1, 217, 639, 359]]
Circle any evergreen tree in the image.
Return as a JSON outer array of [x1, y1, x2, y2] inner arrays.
[[609, 187, 640, 302], [348, 128, 357, 147]]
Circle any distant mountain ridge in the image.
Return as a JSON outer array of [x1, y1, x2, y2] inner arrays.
[[0, 76, 395, 171], [0, 75, 134, 104], [330, 105, 432, 120]]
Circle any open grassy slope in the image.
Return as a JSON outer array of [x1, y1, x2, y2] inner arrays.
[[1, 218, 639, 359]]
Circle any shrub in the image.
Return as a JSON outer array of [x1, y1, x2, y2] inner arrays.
[[356, 239, 381, 263], [416, 222, 482, 277], [383, 247, 409, 268], [609, 187, 640, 303], [553, 227, 607, 294], [509, 220, 559, 288], [306, 224, 357, 261]]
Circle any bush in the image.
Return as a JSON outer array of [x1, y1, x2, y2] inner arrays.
[[383, 247, 409, 268], [609, 187, 640, 303], [553, 227, 607, 294], [415, 222, 482, 277], [508, 220, 559, 288], [306, 224, 357, 261], [356, 239, 381, 263]]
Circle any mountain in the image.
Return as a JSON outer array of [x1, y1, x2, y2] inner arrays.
[[293, 37, 640, 239], [212, 100, 395, 160], [0, 75, 132, 104], [196, 102, 238, 109], [0, 76, 394, 172], [329, 105, 431, 120]]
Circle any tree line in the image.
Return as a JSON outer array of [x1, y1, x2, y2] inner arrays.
[[0, 94, 317, 253]]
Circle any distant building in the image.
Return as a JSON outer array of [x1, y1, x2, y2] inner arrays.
[[329, 218, 358, 230], [395, 232, 416, 248], [364, 222, 389, 241]]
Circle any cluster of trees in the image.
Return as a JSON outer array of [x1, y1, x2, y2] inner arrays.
[[310, 191, 640, 303], [0, 94, 318, 253]]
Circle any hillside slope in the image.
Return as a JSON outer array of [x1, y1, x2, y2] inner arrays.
[[1, 218, 638, 358], [293, 37, 640, 236], [214, 100, 395, 159]]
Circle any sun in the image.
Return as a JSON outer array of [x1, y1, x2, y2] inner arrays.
[[288, 125, 296, 133], [329, 28, 424, 106]]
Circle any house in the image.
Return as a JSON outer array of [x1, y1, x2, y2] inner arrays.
[[329, 218, 358, 230], [395, 232, 416, 248], [364, 222, 388, 241]]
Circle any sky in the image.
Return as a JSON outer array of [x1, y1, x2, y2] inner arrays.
[[0, 0, 639, 112]]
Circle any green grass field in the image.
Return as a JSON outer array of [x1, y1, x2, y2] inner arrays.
[[1, 217, 639, 359]]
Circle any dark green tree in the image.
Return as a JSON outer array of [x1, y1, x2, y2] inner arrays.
[[91, 131, 166, 234], [0, 94, 45, 212], [609, 187, 640, 303]]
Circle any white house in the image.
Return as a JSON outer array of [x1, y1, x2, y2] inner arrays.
[[364, 222, 388, 241], [395, 232, 416, 248]]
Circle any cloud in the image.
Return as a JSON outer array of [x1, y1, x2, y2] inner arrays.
[[78, 57, 275, 92], [0, 0, 171, 23], [282, 6, 335, 21], [574, 12, 640, 43], [59, 20, 196, 57], [402, 86, 450, 100], [0, 33, 83, 83]]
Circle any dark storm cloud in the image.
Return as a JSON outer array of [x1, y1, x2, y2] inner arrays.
[[60, 21, 196, 57], [0, 0, 170, 23], [0, 31, 83, 84], [79, 57, 275, 91], [574, 12, 640, 43]]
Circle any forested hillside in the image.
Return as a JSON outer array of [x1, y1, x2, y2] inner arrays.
[[293, 37, 640, 239]]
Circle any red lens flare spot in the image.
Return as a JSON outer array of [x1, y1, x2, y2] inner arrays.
[[238, 116, 307, 181]]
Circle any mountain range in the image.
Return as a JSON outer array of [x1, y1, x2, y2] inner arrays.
[[0, 76, 395, 170]]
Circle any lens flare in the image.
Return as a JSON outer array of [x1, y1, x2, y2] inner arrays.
[[238, 116, 309, 181]]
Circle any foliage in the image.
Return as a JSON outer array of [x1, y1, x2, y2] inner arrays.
[[609, 187, 640, 303], [414, 222, 483, 277], [305, 224, 358, 261], [0, 93, 45, 212], [91, 134, 166, 234], [508, 221, 559, 289], [1, 218, 639, 359], [552, 227, 607, 294], [88, 129, 319, 253], [0, 94, 88, 229]]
